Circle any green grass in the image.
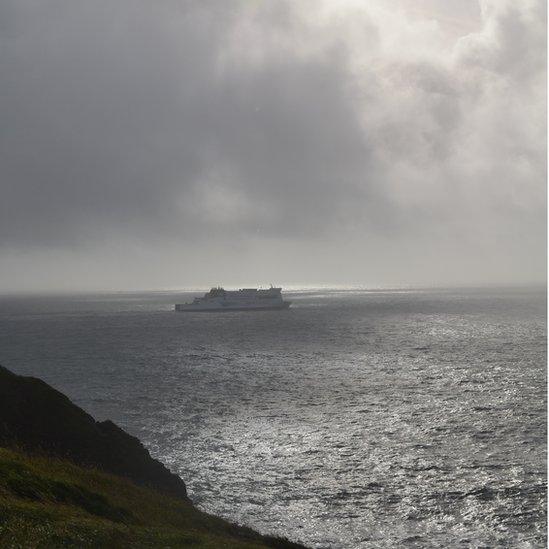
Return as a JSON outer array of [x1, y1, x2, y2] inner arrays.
[[0, 447, 303, 548]]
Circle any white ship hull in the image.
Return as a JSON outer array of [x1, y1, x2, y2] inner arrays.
[[175, 302, 291, 312], [175, 287, 291, 312]]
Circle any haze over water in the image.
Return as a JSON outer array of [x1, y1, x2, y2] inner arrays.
[[0, 287, 545, 548]]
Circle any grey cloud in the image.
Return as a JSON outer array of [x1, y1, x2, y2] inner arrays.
[[1, 0, 380, 248], [0, 0, 545, 288]]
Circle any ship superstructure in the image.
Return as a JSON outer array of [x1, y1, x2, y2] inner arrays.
[[175, 287, 291, 312]]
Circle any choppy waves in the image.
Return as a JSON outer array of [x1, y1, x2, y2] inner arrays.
[[0, 288, 546, 547]]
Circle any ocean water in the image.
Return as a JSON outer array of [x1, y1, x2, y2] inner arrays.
[[0, 288, 546, 548]]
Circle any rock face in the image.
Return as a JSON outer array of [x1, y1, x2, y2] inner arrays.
[[0, 365, 188, 500]]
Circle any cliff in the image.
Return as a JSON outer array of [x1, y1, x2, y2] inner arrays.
[[0, 364, 187, 499], [0, 365, 306, 548]]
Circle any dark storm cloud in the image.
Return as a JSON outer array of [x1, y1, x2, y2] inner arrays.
[[0, 0, 384, 248], [0, 0, 546, 288], [1, 1, 230, 245]]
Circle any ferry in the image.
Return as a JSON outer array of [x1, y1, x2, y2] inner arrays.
[[175, 287, 291, 312]]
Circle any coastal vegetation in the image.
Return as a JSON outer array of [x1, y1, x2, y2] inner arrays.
[[0, 366, 305, 548], [0, 447, 303, 548]]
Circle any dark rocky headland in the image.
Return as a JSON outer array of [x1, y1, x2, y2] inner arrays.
[[0, 365, 307, 548]]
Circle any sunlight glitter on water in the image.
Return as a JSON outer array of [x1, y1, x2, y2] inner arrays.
[[0, 287, 546, 548]]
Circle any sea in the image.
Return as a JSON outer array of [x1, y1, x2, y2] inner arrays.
[[0, 287, 546, 548]]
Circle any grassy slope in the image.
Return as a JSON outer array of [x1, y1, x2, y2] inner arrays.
[[0, 448, 303, 548]]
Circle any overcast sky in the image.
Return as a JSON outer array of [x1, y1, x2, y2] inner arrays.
[[1, 0, 546, 291]]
